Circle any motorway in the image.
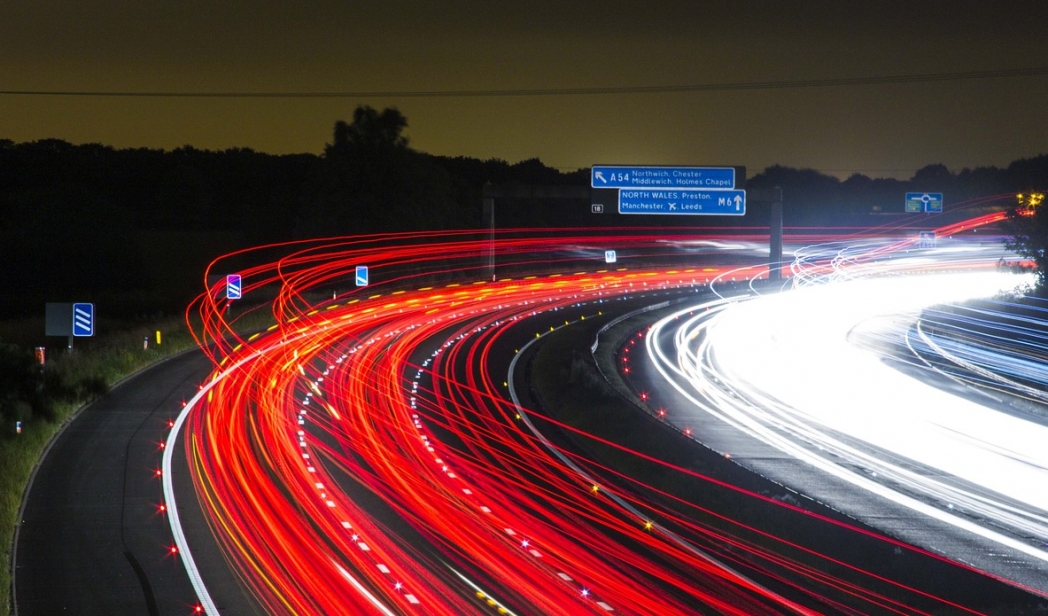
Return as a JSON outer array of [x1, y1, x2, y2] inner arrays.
[[13, 227, 1048, 614], [637, 236, 1048, 592], [169, 241, 811, 614]]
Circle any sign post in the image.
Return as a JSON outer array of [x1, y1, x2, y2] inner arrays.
[[226, 274, 242, 300], [905, 193, 944, 213], [591, 165, 746, 217], [591, 166, 736, 189], [617, 189, 746, 216], [72, 303, 94, 337], [45, 302, 94, 351]]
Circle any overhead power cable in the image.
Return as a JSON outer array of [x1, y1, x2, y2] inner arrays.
[[1, 66, 1046, 99]]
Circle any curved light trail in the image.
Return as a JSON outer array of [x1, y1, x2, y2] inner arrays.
[[165, 226, 1040, 614], [645, 227, 1048, 589]]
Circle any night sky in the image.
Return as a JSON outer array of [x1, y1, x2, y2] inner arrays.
[[2, 0, 1047, 178]]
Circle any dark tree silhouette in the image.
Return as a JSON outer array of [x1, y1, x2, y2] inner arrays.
[[0, 342, 51, 426], [328, 107, 410, 156], [297, 106, 459, 237], [911, 163, 954, 186], [2, 127, 1046, 316], [1005, 195, 1048, 292]]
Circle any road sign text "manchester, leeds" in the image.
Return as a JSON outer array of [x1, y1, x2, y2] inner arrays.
[[591, 166, 735, 189], [619, 189, 746, 216]]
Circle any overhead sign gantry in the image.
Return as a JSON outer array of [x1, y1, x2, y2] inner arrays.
[[590, 165, 747, 216]]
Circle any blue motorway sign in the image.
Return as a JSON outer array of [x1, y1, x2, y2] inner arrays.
[[72, 302, 94, 337], [618, 189, 746, 216], [592, 166, 735, 189], [355, 265, 369, 287], [226, 274, 242, 300], [906, 192, 943, 213]]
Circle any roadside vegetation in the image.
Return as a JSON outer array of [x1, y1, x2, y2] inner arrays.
[[1006, 192, 1048, 293], [0, 316, 199, 613]]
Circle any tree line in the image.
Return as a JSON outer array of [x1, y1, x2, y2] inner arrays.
[[748, 161, 1047, 225], [1, 105, 1047, 430], [1, 105, 1046, 318], [0, 107, 584, 317]]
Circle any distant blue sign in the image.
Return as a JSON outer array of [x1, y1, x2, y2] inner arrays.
[[72, 303, 94, 337], [226, 274, 242, 300], [355, 266, 369, 287], [592, 166, 736, 189], [619, 189, 746, 216], [604, 250, 617, 264], [906, 192, 944, 213]]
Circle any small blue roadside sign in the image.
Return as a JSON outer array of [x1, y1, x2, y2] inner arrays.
[[592, 165, 736, 189], [618, 189, 746, 216], [604, 250, 617, 263], [226, 274, 242, 300], [72, 303, 94, 337], [906, 193, 943, 213], [355, 265, 369, 287]]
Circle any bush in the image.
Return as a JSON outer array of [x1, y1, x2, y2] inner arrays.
[[1, 314, 205, 613], [0, 342, 47, 427]]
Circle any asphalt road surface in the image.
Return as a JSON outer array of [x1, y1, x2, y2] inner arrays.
[[12, 349, 256, 615]]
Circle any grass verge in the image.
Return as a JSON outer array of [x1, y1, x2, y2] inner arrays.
[[1, 316, 201, 615]]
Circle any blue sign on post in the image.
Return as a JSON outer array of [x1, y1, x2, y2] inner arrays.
[[905, 193, 944, 213], [72, 303, 94, 337], [355, 266, 369, 287], [226, 274, 242, 300], [618, 189, 746, 216], [592, 166, 736, 189]]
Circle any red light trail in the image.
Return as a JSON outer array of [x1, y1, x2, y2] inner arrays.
[[162, 226, 1032, 614]]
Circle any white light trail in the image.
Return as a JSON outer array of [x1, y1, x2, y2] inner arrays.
[[647, 239, 1048, 567]]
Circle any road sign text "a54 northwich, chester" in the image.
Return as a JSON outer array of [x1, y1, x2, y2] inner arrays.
[[591, 166, 736, 189]]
